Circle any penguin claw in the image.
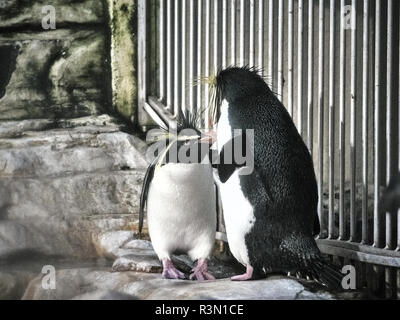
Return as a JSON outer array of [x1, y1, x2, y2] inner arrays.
[[231, 265, 254, 281], [161, 259, 186, 280], [189, 258, 215, 281]]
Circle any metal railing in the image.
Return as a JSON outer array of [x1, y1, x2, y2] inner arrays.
[[138, 0, 400, 297]]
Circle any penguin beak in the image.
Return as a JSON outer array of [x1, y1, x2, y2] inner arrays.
[[200, 130, 217, 145]]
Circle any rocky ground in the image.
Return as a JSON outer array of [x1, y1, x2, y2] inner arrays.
[[0, 114, 367, 300]]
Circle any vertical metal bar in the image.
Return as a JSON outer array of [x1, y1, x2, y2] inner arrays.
[[189, 0, 195, 114], [231, 0, 236, 65], [197, 0, 203, 120], [398, 1, 400, 252], [307, 0, 314, 154], [385, 0, 393, 250], [268, 0, 274, 83], [240, 0, 245, 66], [174, 0, 180, 117], [328, 0, 335, 239], [258, 0, 264, 72], [288, 0, 294, 116], [205, 0, 210, 124], [249, 0, 255, 67], [350, 0, 357, 241], [373, 0, 381, 248], [317, 0, 325, 234], [297, 0, 304, 133], [214, 0, 219, 73], [159, 0, 165, 101], [361, 0, 369, 245], [277, 0, 284, 99], [222, 0, 227, 68], [166, 0, 173, 110], [181, 0, 187, 114], [338, 0, 345, 240], [138, 0, 147, 110]]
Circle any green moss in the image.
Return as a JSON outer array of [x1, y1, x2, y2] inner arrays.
[[107, 0, 137, 122]]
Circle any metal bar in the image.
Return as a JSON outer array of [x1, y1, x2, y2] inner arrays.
[[214, 0, 219, 73], [297, 0, 304, 134], [288, 0, 294, 116], [328, 0, 335, 239], [181, 0, 187, 114], [385, 0, 393, 250], [189, 0, 195, 114], [240, 0, 245, 66], [361, 0, 369, 245], [148, 96, 177, 130], [373, 0, 381, 248], [307, 0, 313, 154], [197, 0, 203, 121], [166, 0, 173, 110], [350, 0, 357, 241], [317, 0, 325, 234], [159, 0, 165, 101], [268, 0, 274, 83], [258, 0, 264, 72], [249, 0, 255, 67], [277, 0, 284, 99], [398, 2, 400, 252], [174, 0, 180, 117], [231, 0, 236, 65], [339, 0, 345, 240], [222, 0, 227, 68], [317, 239, 400, 268], [205, 0, 210, 125], [138, 0, 147, 110]]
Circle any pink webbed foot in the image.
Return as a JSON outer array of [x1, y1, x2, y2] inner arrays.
[[231, 265, 254, 281], [189, 258, 215, 281], [162, 259, 185, 280]]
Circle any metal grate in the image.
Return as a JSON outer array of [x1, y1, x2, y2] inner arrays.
[[138, 0, 400, 297]]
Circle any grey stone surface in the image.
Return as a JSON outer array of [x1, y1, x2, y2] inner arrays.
[[0, 115, 148, 259], [21, 267, 338, 300], [0, 270, 37, 300], [0, 30, 110, 120]]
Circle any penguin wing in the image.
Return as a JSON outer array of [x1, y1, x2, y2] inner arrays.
[[217, 130, 249, 183], [139, 157, 158, 235]]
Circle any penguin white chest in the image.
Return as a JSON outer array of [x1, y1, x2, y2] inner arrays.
[[216, 100, 255, 266], [217, 99, 232, 153], [218, 168, 255, 266], [147, 163, 216, 261]]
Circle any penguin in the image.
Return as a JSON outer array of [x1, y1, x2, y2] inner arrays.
[[139, 110, 216, 280], [211, 66, 342, 288], [380, 172, 400, 213]]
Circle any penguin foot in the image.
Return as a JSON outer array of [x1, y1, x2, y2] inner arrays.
[[162, 259, 185, 280], [189, 258, 215, 281], [231, 265, 254, 281]]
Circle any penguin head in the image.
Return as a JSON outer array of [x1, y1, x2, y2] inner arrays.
[[215, 66, 270, 104]]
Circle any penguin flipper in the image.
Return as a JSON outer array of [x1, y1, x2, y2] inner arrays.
[[217, 131, 248, 183], [139, 159, 157, 235]]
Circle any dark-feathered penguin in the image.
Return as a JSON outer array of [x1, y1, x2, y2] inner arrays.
[[139, 110, 216, 280], [212, 66, 342, 289], [380, 172, 400, 214]]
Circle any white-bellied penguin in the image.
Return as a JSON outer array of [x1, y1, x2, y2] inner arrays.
[[139, 109, 216, 280], [212, 66, 342, 289]]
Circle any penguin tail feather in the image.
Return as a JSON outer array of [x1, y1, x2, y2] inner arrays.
[[304, 255, 344, 291]]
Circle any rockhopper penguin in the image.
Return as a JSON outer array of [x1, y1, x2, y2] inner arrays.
[[212, 66, 342, 288], [140, 111, 216, 280]]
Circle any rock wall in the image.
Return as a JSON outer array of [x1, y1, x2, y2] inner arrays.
[[0, 0, 112, 121], [0, 1, 147, 262]]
